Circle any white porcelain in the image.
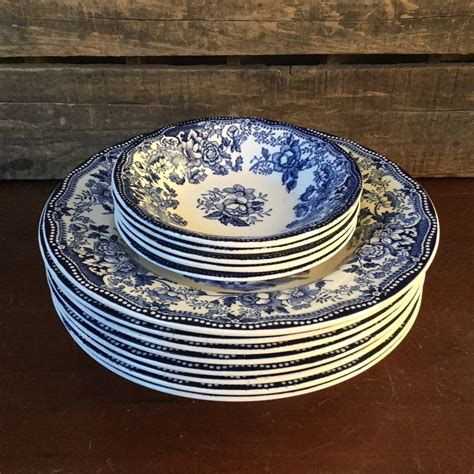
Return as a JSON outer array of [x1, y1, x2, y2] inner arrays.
[[39, 130, 439, 337], [115, 213, 357, 281], [114, 203, 359, 264], [112, 117, 362, 247]]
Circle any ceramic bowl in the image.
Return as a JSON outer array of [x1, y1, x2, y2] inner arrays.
[[113, 193, 360, 255], [115, 214, 356, 282], [114, 200, 359, 263], [112, 117, 362, 248]]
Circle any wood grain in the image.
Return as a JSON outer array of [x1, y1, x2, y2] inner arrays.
[[0, 179, 472, 473], [0, 63, 472, 178], [0, 0, 472, 56]]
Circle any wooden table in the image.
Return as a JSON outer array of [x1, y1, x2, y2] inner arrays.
[[1, 179, 472, 473]]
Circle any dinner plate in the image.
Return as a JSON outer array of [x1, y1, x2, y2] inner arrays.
[[53, 284, 420, 381], [40, 131, 438, 335], [55, 288, 421, 379], [55, 294, 421, 400], [49, 271, 422, 356], [49, 273, 421, 361], [44, 248, 424, 346], [55, 289, 417, 379]]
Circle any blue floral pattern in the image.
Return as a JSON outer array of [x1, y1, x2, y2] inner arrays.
[[118, 123, 248, 228], [288, 160, 355, 229], [250, 136, 302, 192], [40, 121, 438, 329], [113, 118, 362, 238], [196, 184, 271, 227], [249, 135, 356, 229]]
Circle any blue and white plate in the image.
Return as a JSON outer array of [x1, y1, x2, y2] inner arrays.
[[47, 269, 422, 360], [64, 317, 418, 401], [46, 262, 423, 381], [51, 287, 422, 400], [53, 284, 419, 369], [39, 129, 438, 336], [112, 117, 362, 246], [46, 260, 422, 371], [44, 253, 423, 348]]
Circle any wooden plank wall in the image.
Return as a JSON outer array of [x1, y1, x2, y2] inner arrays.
[[0, 0, 473, 178]]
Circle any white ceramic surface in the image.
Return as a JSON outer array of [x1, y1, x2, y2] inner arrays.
[[112, 117, 362, 246], [56, 294, 421, 400], [114, 204, 359, 264], [115, 212, 357, 277]]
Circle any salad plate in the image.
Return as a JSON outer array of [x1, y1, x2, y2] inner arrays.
[[55, 296, 421, 400], [112, 117, 362, 245], [40, 125, 438, 336]]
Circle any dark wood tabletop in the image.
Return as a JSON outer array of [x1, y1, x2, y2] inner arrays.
[[1, 178, 472, 474]]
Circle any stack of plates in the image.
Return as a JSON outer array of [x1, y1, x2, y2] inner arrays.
[[111, 118, 362, 282], [39, 117, 439, 401]]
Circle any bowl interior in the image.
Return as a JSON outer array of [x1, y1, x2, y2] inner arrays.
[[118, 118, 360, 239]]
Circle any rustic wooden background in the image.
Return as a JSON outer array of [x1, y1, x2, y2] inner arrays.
[[0, 0, 473, 179]]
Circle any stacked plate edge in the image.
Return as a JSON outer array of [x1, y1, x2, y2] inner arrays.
[[38, 119, 439, 401]]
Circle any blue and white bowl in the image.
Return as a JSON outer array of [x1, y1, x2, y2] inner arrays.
[[114, 189, 360, 255], [114, 202, 359, 265], [115, 211, 357, 282], [112, 117, 362, 248]]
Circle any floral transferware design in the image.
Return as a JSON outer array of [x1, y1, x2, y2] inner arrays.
[[249, 135, 356, 229], [113, 118, 362, 239], [250, 136, 302, 192], [288, 160, 355, 229], [41, 121, 438, 330], [196, 184, 271, 227], [117, 122, 247, 229]]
